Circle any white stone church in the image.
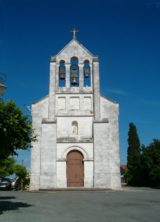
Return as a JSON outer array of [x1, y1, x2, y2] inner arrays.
[[30, 30, 121, 190]]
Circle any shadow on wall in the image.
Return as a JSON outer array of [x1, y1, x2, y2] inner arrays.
[[0, 196, 32, 215]]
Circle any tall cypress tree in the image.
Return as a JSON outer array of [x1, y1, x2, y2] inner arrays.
[[127, 122, 141, 185]]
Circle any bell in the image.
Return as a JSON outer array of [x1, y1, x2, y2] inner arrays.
[[59, 73, 65, 79], [59, 68, 65, 79], [72, 70, 77, 78], [84, 68, 90, 77], [71, 77, 77, 85]]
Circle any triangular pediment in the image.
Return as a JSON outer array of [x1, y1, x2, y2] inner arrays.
[[55, 39, 95, 62]]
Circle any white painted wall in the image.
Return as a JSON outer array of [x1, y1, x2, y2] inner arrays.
[[30, 97, 49, 190], [56, 94, 93, 116], [57, 117, 93, 139]]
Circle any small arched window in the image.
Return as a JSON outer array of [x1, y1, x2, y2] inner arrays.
[[59, 60, 66, 87], [72, 121, 78, 135], [83, 60, 91, 87], [70, 57, 79, 87]]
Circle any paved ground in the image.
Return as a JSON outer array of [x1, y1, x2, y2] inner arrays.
[[0, 187, 160, 222]]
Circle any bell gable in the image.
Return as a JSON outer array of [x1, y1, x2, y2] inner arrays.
[[54, 39, 95, 63]]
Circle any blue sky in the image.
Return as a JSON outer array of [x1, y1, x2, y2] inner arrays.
[[0, 0, 160, 167]]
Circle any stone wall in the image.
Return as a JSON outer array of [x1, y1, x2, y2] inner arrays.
[[30, 38, 121, 190], [30, 97, 49, 190], [57, 116, 93, 139], [39, 121, 57, 189]]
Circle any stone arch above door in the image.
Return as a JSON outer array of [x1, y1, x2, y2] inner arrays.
[[62, 146, 88, 160]]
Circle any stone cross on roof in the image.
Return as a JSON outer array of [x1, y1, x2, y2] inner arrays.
[[71, 27, 79, 40]]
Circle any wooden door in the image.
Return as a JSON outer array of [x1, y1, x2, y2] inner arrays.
[[67, 150, 84, 187]]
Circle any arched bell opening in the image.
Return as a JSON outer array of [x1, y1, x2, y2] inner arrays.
[[70, 57, 79, 87], [59, 60, 66, 87], [83, 60, 91, 87]]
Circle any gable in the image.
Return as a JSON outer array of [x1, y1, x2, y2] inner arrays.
[[100, 95, 119, 119], [56, 39, 95, 63]]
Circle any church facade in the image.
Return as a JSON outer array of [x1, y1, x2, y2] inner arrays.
[[30, 32, 121, 190]]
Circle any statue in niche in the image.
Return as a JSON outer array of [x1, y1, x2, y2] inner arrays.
[[72, 121, 78, 135]]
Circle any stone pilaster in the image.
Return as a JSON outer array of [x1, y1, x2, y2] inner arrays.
[[66, 63, 70, 88], [90, 62, 93, 88], [93, 122, 111, 188], [93, 57, 101, 121], [40, 121, 57, 189], [48, 60, 56, 121], [79, 63, 83, 88], [30, 139, 40, 190], [109, 106, 121, 189]]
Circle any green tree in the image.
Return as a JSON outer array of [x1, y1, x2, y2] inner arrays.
[[0, 157, 16, 178], [141, 139, 160, 187], [14, 164, 27, 178], [127, 122, 141, 185], [0, 157, 29, 190], [0, 99, 34, 160]]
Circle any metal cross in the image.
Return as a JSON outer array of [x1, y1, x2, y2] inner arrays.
[[71, 27, 79, 39]]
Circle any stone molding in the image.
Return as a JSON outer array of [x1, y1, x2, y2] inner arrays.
[[94, 118, 109, 123], [61, 145, 89, 160], [42, 118, 56, 124], [57, 137, 93, 143]]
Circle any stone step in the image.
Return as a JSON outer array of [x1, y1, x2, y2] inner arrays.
[[38, 188, 112, 192]]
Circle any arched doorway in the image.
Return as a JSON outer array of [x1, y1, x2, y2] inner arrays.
[[67, 150, 84, 187]]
